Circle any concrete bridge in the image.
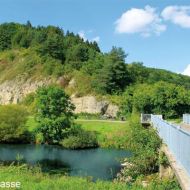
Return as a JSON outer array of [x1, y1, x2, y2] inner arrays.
[[141, 114, 190, 190]]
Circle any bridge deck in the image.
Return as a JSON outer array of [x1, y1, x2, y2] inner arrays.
[[180, 123, 190, 133]]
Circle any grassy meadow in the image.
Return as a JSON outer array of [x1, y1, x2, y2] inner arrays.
[[76, 120, 128, 148], [26, 116, 129, 148]]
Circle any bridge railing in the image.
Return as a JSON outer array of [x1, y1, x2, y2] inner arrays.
[[151, 115, 190, 177], [183, 114, 190, 124]]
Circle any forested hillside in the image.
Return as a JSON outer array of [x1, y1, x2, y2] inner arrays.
[[1, 22, 190, 118]]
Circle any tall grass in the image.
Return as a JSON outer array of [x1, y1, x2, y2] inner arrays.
[[0, 165, 180, 190], [0, 165, 131, 190]]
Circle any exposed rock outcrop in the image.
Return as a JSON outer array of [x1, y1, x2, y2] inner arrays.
[[71, 96, 118, 118], [0, 80, 119, 118], [0, 79, 51, 104], [106, 104, 119, 118], [71, 96, 108, 114]]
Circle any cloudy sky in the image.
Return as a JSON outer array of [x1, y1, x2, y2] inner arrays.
[[0, 0, 190, 75]]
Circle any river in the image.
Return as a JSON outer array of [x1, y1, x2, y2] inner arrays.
[[0, 144, 130, 180]]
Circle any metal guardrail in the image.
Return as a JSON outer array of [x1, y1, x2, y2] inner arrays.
[[151, 115, 190, 177], [183, 114, 190, 124]]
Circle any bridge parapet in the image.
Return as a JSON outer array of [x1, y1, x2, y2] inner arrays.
[[140, 114, 151, 124], [141, 114, 163, 124], [183, 114, 190, 124], [151, 114, 190, 190]]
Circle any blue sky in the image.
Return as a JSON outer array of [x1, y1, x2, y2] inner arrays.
[[0, 0, 190, 74]]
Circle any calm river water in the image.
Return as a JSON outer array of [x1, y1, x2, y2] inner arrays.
[[0, 144, 130, 180]]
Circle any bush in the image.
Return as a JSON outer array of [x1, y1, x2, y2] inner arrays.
[[116, 114, 162, 182], [71, 71, 93, 96], [35, 132, 44, 144], [76, 113, 101, 120], [147, 178, 180, 190], [36, 117, 72, 144], [0, 105, 30, 143], [42, 56, 64, 77], [60, 127, 98, 149], [21, 92, 36, 113]]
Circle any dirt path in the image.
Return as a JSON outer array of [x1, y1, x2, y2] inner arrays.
[[180, 123, 190, 133], [76, 119, 127, 123]]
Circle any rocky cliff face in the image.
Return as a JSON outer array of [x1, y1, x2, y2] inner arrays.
[[71, 96, 119, 118], [0, 80, 119, 118], [0, 79, 51, 104]]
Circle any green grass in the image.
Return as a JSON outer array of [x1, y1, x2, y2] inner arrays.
[[166, 118, 182, 124], [76, 120, 129, 148], [0, 165, 180, 190], [26, 117, 128, 135], [0, 165, 133, 190], [25, 117, 129, 148], [76, 120, 128, 134]]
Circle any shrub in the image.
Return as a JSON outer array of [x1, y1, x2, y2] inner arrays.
[[0, 105, 30, 143], [35, 132, 44, 144], [159, 152, 170, 167], [116, 114, 162, 182], [147, 178, 180, 190], [21, 93, 36, 113], [22, 93, 36, 106], [72, 71, 93, 96], [42, 57, 64, 77], [36, 117, 72, 144], [60, 127, 98, 149], [76, 113, 101, 120]]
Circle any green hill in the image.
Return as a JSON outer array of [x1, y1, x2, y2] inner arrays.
[[1, 22, 190, 118], [1, 22, 190, 90]]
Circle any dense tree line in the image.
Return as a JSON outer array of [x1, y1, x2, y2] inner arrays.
[[1, 22, 190, 118], [120, 82, 190, 118], [0, 22, 99, 62], [127, 63, 190, 89], [0, 22, 129, 94], [1, 22, 190, 96]]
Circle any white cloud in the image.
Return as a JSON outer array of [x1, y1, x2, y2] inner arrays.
[[182, 64, 190, 76], [91, 36, 100, 42], [162, 6, 190, 28], [78, 30, 87, 41], [115, 5, 166, 36], [78, 30, 100, 42]]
